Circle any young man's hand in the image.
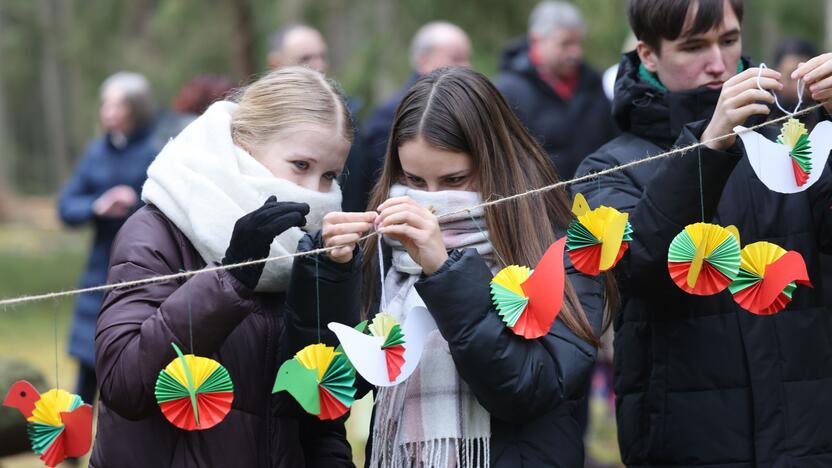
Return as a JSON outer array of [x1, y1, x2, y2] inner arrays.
[[701, 67, 781, 151], [791, 53, 832, 114]]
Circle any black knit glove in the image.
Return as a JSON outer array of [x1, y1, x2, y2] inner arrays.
[[222, 196, 310, 290]]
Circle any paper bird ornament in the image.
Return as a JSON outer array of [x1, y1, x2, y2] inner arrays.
[[490, 237, 566, 339], [366, 313, 406, 382], [667, 223, 741, 295], [734, 119, 832, 193], [155, 343, 234, 430], [328, 300, 436, 387], [3, 381, 93, 467], [273, 343, 356, 420], [566, 193, 632, 275], [728, 241, 812, 315]]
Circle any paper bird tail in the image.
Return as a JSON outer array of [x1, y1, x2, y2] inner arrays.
[[384, 345, 405, 382], [668, 261, 732, 295], [39, 432, 65, 468], [792, 158, 811, 187], [318, 388, 350, 420], [732, 280, 795, 315], [568, 242, 629, 276]]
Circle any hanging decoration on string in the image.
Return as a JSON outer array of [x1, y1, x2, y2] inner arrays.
[[667, 223, 742, 295], [3, 381, 93, 467], [728, 241, 812, 315], [735, 64, 832, 193], [273, 343, 356, 420], [154, 343, 234, 430], [328, 233, 436, 387], [566, 193, 632, 275], [490, 237, 566, 339]]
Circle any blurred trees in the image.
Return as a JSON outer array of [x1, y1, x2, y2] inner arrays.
[[0, 0, 825, 195]]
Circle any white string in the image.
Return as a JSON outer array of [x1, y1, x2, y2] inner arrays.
[[0, 102, 824, 308], [377, 232, 387, 310], [757, 62, 804, 116]]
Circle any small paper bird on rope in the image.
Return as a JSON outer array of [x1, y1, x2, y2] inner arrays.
[[734, 118, 832, 193], [366, 313, 406, 382], [667, 223, 742, 295], [566, 193, 632, 276], [273, 343, 356, 420], [3, 381, 93, 467], [154, 343, 234, 431], [490, 237, 566, 339], [728, 241, 812, 315]]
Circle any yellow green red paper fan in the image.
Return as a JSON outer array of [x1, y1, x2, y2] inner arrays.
[[667, 223, 741, 295], [3, 381, 93, 467], [273, 343, 356, 420], [778, 119, 813, 187], [728, 241, 812, 315], [155, 343, 234, 430], [566, 193, 632, 275], [367, 313, 406, 382], [490, 237, 566, 339]]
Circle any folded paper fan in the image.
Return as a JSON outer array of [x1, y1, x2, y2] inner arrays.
[[728, 241, 812, 315], [3, 380, 93, 467], [566, 193, 633, 275], [490, 237, 566, 339], [273, 343, 356, 420], [155, 343, 234, 430], [734, 119, 832, 193], [367, 313, 406, 381], [667, 223, 741, 295]]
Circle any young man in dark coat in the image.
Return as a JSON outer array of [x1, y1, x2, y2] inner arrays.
[[572, 0, 832, 466], [495, 1, 617, 179], [58, 71, 160, 406]]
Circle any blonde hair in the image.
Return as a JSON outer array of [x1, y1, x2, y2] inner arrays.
[[231, 66, 353, 149]]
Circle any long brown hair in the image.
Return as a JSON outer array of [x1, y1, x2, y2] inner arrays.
[[363, 67, 616, 346]]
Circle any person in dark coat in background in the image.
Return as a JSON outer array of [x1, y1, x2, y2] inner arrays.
[[495, 1, 616, 180], [349, 21, 472, 212], [57, 71, 159, 406], [324, 67, 615, 467], [91, 67, 359, 467], [268, 24, 368, 214], [573, 0, 832, 466]]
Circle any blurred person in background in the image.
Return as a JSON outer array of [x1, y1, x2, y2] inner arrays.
[[57, 71, 159, 406], [353, 21, 472, 212], [495, 0, 617, 180], [153, 74, 237, 147]]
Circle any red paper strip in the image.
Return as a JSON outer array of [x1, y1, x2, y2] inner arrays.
[[757, 250, 812, 308], [196, 392, 234, 429], [61, 404, 93, 457], [41, 432, 65, 467], [733, 281, 794, 315], [792, 159, 810, 187], [384, 345, 405, 382], [318, 388, 349, 420], [568, 242, 628, 276], [518, 237, 566, 339], [668, 261, 732, 296]]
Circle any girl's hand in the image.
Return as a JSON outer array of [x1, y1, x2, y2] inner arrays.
[[322, 211, 377, 263], [377, 196, 448, 275]]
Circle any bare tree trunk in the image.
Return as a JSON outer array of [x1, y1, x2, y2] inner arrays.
[[37, 0, 70, 186], [226, 0, 257, 83]]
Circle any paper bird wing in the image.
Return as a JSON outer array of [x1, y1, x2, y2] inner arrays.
[[735, 125, 803, 193], [60, 404, 92, 458]]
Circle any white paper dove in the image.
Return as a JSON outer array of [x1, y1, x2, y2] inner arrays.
[[328, 302, 436, 387], [734, 119, 832, 193]]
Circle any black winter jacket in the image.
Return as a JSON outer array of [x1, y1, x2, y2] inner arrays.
[[361, 248, 605, 467], [494, 41, 617, 179], [573, 51, 832, 467]]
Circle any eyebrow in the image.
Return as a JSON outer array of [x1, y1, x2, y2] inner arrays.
[[441, 171, 469, 178], [679, 27, 741, 45]]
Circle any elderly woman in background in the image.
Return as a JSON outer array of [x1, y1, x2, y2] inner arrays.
[[57, 71, 160, 406]]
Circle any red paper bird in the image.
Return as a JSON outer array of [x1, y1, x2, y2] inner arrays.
[[3, 380, 93, 467]]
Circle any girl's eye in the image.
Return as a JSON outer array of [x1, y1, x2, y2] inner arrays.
[[407, 175, 426, 186], [292, 161, 309, 170], [445, 176, 467, 185], [323, 172, 337, 181]]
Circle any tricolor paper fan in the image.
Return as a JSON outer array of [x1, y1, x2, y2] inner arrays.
[[273, 343, 356, 420], [566, 193, 632, 275], [667, 223, 741, 295], [155, 343, 234, 430], [777, 119, 812, 187], [728, 241, 812, 315], [367, 313, 406, 382], [490, 238, 566, 339], [3, 381, 93, 467]]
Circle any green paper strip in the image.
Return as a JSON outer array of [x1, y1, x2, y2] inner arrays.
[[28, 422, 63, 454], [320, 353, 356, 407], [623, 221, 634, 242], [566, 220, 599, 251], [382, 324, 406, 348], [490, 282, 528, 327], [155, 370, 190, 403], [779, 132, 813, 174], [172, 343, 200, 427], [728, 268, 761, 294], [199, 365, 234, 394], [704, 236, 741, 279], [668, 230, 696, 263]]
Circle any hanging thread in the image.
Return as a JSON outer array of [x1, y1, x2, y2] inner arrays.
[[377, 233, 388, 311], [757, 63, 805, 116], [467, 210, 508, 268], [52, 299, 59, 390], [315, 253, 321, 343], [698, 146, 705, 222]]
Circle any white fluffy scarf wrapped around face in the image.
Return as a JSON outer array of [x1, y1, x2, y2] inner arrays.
[[142, 101, 342, 292]]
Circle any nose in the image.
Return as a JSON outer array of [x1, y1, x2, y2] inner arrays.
[[704, 45, 727, 76]]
